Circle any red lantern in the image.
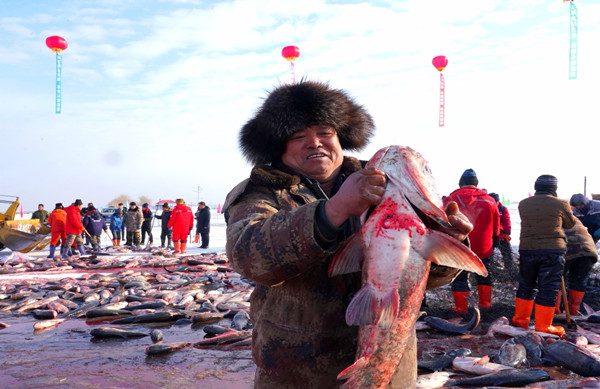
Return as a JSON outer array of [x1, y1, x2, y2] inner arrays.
[[46, 36, 68, 52], [281, 45, 300, 61], [432, 56, 448, 72]]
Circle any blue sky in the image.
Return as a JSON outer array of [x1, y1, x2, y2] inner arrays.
[[1, 0, 599, 211]]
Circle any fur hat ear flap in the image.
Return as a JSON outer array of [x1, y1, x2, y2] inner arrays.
[[239, 80, 375, 166]]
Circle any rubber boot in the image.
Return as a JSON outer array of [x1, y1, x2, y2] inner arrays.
[[180, 242, 187, 254], [193, 234, 199, 243], [47, 245, 56, 259], [568, 290, 585, 316], [60, 246, 69, 258], [173, 241, 181, 254], [554, 290, 562, 314], [478, 285, 492, 310], [77, 245, 87, 256], [167, 237, 173, 249], [512, 298, 534, 329], [450, 291, 469, 316], [116, 239, 120, 246], [534, 304, 565, 337]]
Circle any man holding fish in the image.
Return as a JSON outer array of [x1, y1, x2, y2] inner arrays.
[[224, 80, 482, 388]]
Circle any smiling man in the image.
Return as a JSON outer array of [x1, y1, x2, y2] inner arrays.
[[223, 80, 472, 388]]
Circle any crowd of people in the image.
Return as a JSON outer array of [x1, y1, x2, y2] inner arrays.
[[222, 80, 600, 388], [32, 199, 212, 258]]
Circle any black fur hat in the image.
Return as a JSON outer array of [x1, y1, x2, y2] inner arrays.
[[239, 80, 375, 165]]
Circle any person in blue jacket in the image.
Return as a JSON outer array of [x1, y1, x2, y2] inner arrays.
[[82, 206, 107, 252], [110, 209, 125, 246], [570, 194, 600, 242]]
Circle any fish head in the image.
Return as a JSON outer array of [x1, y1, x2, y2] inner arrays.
[[367, 145, 450, 227]]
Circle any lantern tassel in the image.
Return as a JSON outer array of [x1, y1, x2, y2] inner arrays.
[[290, 61, 296, 85], [438, 72, 445, 127], [55, 52, 63, 114]]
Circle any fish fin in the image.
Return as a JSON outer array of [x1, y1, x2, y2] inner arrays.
[[413, 230, 488, 277], [478, 355, 490, 364], [345, 283, 381, 327], [377, 288, 399, 330], [329, 232, 365, 277]]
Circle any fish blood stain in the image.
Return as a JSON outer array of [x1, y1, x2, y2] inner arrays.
[[373, 198, 425, 238]]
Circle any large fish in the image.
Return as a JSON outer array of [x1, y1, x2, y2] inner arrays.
[[329, 145, 487, 389]]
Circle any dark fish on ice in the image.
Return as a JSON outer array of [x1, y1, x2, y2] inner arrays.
[[329, 146, 487, 389], [145, 342, 191, 356], [423, 309, 480, 335], [418, 348, 471, 371], [85, 308, 133, 319], [132, 310, 188, 323], [150, 329, 163, 343], [32, 309, 58, 320], [90, 327, 149, 339], [123, 301, 167, 311], [232, 310, 251, 330], [544, 340, 600, 377], [202, 324, 233, 336], [444, 368, 550, 387], [514, 333, 545, 367]]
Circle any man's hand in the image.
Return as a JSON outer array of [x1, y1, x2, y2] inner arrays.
[[439, 201, 473, 241], [324, 167, 387, 227]]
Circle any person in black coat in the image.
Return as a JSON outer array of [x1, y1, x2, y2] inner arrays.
[[156, 203, 173, 248], [196, 201, 211, 248], [141, 203, 153, 245]]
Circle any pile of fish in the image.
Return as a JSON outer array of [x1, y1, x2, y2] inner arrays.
[[414, 310, 600, 388], [0, 247, 199, 274], [0, 252, 254, 354]]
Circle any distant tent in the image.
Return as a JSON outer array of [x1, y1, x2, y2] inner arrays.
[[155, 199, 176, 206]]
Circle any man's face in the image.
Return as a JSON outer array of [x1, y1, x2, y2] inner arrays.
[[281, 124, 343, 182], [38, 205, 44, 211]]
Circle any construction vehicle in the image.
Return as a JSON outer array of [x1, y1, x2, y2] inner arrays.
[[0, 195, 51, 253]]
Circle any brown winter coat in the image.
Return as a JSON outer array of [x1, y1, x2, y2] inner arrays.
[[124, 207, 143, 231], [565, 219, 599, 262], [518, 194, 578, 251], [224, 157, 363, 388]]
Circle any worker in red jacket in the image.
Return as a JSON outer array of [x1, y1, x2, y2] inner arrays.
[[167, 199, 194, 254], [443, 169, 500, 316], [47, 203, 66, 259], [61, 199, 87, 257]]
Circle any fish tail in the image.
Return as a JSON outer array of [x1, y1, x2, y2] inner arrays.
[[337, 356, 368, 387], [345, 284, 381, 326]]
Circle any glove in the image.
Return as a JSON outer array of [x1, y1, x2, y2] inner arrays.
[[137, 226, 141, 230]]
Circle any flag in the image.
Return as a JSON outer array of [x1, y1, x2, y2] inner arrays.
[[217, 203, 222, 213], [20, 204, 23, 218]]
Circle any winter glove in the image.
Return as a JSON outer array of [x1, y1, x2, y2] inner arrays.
[[137, 226, 141, 230]]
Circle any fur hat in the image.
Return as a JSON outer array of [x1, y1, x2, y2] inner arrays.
[[74, 199, 83, 206], [534, 174, 558, 194], [459, 169, 478, 187], [239, 80, 375, 165], [488, 192, 499, 202]]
